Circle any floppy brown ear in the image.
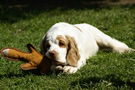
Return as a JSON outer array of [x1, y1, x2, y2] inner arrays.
[[66, 35, 80, 67], [40, 34, 48, 55], [40, 36, 46, 55]]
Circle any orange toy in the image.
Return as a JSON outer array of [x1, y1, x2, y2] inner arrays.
[[0, 44, 51, 74]]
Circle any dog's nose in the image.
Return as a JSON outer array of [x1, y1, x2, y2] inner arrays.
[[49, 50, 57, 57]]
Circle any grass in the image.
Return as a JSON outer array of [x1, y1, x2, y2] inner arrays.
[[0, 2, 135, 89]]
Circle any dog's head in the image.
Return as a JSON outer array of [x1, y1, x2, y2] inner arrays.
[[40, 31, 80, 67]]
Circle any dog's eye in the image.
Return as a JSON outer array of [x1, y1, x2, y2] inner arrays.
[[59, 41, 65, 47]]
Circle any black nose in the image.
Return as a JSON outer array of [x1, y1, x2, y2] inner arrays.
[[49, 50, 57, 56]]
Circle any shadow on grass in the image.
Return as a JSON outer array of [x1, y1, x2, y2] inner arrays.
[[70, 74, 135, 89], [0, 69, 60, 79], [0, 0, 135, 24], [0, 69, 41, 79]]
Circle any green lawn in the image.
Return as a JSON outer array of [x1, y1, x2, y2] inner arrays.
[[0, 3, 135, 89]]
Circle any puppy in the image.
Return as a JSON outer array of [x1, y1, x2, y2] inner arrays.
[[40, 22, 134, 74]]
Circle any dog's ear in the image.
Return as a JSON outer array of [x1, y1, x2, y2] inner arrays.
[[40, 34, 47, 55], [40, 40, 45, 55], [66, 35, 80, 67]]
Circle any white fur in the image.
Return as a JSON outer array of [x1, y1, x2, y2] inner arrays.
[[41, 22, 132, 74]]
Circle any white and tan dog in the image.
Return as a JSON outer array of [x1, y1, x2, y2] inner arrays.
[[40, 22, 134, 74]]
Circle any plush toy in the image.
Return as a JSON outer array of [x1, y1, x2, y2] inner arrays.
[[0, 44, 51, 74]]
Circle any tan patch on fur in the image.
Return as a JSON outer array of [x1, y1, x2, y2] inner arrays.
[[65, 35, 80, 67], [74, 26, 82, 32], [56, 35, 68, 48]]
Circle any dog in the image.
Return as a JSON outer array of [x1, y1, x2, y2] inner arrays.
[[40, 22, 134, 74]]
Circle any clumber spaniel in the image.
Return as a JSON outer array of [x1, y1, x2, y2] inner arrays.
[[40, 22, 134, 74]]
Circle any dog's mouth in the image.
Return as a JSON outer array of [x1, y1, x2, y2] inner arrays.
[[46, 54, 66, 66], [51, 59, 66, 66]]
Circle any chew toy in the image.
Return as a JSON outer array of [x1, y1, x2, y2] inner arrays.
[[0, 44, 51, 74]]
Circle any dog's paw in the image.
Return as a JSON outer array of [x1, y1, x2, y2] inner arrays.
[[50, 65, 63, 72], [55, 65, 63, 71], [113, 47, 131, 54], [63, 66, 77, 74]]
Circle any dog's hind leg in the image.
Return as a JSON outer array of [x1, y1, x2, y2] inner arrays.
[[89, 27, 133, 54]]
